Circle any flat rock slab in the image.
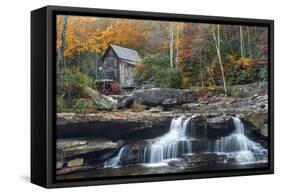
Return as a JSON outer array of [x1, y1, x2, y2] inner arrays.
[[57, 138, 118, 158], [67, 158, 84, 167], [57, 111, 189, 125], [56, 112, 192, 140]]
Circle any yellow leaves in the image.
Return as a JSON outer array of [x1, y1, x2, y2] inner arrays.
[[226, 54, 252, 69], [99, 26, 116, 51], [181, 76, 191, 89], [240, 58, 252, 67], [64, 50, 72, 58], [226, 54, 236, 63], [163, 42, 169, 49], [110, 19, 145, 50], [56, 15, 147, 58]]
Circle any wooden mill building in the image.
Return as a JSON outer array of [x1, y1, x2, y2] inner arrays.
[[100, 44, 141, 88]]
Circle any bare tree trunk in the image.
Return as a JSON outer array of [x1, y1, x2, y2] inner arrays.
[[175, 27, 179, 66], [247, 27, 252, 61], [240, 26, 244, 60], [175, 24, 182, 66], [57, 16, 68, 68], [169, 22, 174, 68], [212, 25, 227, 93]]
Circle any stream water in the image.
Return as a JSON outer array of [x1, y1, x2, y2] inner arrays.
[[104, 115, 268, 169]]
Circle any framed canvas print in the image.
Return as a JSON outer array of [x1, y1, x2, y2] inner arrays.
[[31, 5, 274, 188]]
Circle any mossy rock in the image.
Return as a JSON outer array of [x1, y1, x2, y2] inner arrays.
[[242, 112, 268, 137], [227, 82, 268, 97]]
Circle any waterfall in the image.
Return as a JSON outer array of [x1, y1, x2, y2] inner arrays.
[[143, 116, 194, 164], [233, 117, 245, 134], [215, 117, 267, 163], [104, 116, 195, 167], [104, 115, 267, 168], [104, 147, 126, 168]]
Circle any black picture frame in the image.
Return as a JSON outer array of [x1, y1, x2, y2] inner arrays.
[[31, 5, 274, 188]]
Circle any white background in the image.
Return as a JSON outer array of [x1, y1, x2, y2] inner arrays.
[[0, 0, 279, 193]]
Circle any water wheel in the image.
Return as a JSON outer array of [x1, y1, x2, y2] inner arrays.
[[96, 81, 121, 95]]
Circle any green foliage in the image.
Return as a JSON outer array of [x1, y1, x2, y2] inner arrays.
[[134, 52, 181, 88], [57, 97, 97, 113], [227, 66, 254, 85], [134, 52, 170, 82], [143, 52, 170, 68], [56, 69, 96, 112], [258, 65, 268, 81], [224, 55, 256, 85], [56, 96, 68, 112], [236, 70, 254, 84], [154, 68, 182, 88], [57, 69, 94, 98], [71, 98, 97, 113]]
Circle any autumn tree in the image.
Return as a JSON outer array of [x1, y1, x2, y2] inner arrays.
[[56, 15, 68, 68], [98, 19, 146, 52], [56, 15, 268, 88]]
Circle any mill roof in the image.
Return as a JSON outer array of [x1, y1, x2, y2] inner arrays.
[[104, 44, 141, 62]]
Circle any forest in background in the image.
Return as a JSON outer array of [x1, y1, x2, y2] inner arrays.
[[56, 15, 268, 112]]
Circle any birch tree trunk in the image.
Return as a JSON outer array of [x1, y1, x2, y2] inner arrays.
[[240, 26, 244, 60], [175, 26, 179, 66], [247, 27, 252, 61], [212, 25, 227, 93], [169, 22, 174, 68]]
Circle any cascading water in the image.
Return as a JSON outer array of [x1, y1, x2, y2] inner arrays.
[[104, 115, 267, 168], [104, 116, 195, 168], [215, 117, 267, 163], [104, 147, 126, 168], [143, 116, 194, 163]]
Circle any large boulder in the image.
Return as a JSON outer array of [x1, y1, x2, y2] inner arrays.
[[132, 88, 198, 107], [242, 112, 268, 137], [83, 87, 117, 110], [227, 82, 268, 97], [117, 95, 135, 109], [205, 115, 235, 138], [174, 115, 235, 139]]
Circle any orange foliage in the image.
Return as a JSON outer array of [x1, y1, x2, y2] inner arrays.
[[63, 16, 99, 57], [57, 16, 145, 58], [99, 19, 145, 52], [226, 54, 252, 70]]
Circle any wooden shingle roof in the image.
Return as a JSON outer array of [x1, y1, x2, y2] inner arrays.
[[106, 44, 141, 62]]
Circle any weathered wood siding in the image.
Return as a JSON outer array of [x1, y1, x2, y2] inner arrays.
[[101, 47, 137, 88], [119, 60, 135, 88], [102, 49, 119, 81]]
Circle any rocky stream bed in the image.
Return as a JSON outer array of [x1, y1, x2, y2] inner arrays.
[[56, 82, 269, 180]]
